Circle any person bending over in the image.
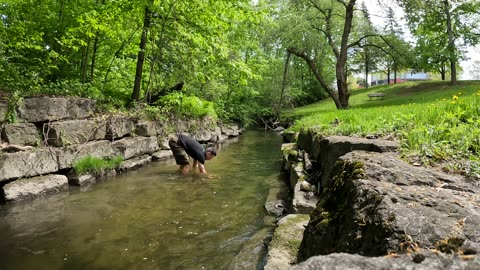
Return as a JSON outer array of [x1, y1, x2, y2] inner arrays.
[[168, 133, 216, 175]]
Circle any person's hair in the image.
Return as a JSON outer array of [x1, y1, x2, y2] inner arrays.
[[206, 147, 217, 156]]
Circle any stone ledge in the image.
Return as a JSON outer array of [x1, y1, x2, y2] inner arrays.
[[118, 155, 152, 172], [264, 214, 310, 270], [3, 174, 68, 202], [0, 149, 58, 182], [292, 252, 480, 270], [112, 136, 159, 159]]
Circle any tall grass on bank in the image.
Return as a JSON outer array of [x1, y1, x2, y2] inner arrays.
[[73, 156, 123, 175], [286, 81, 480, 179]]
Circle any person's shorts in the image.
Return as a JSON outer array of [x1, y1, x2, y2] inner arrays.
[[168, 135, 190, 166]]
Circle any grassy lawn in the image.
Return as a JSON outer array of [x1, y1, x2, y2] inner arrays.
[[284, 80, 480, 179]]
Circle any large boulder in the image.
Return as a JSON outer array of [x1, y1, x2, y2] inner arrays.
[[57, 140, 117, 170], [17, 97, 95, 122], [0, 149, 58, 182], [292, 252, 480, 270], [303, 135, 399, 190], [299, 151, 480, 261], [3, 174, 68, 202], [112, 136, 159, 159], [1, 123, 39, 146], [45, 119, 106, 147]]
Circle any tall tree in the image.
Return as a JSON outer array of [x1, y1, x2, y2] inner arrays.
[[132, 2, 152, 102], [396, 0, 480, 84], [286, 0, 360, 109]]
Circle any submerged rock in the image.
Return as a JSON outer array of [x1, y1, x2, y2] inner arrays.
[[265, 200, 287, 217], [227, 227, 273, 270]]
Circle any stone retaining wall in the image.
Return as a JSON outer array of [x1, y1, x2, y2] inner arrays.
[[265, 129, 480, 270], [0, 96, 242, 202]]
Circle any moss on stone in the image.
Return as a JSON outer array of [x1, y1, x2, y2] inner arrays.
[[435, 237, 465, 254], [269, 214, 310, 259]]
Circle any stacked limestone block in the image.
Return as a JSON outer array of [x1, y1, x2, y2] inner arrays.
[[0, 96, 242, 202]]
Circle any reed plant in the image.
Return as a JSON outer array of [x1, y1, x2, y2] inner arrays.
[[286, 81, 480, 179]]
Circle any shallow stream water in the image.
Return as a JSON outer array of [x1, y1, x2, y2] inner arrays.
[[0, 130, 283, 270]]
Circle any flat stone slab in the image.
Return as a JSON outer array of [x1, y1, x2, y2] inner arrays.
[[0, 149, 58, 182], [152, 150, 173, 160], [265, 214, 310, 270], [3, 174, 68, 202], [45, 119, 106, 147], [2, 122, 39, 146], [292, 252, 480, 270], [106, 118, 135, 140], [57, 140, 117, 170], [118, 155, 152, 172], [67, 169, 117, 186], [112, 136, 159, 159], [17, 97, 95, 122], [68, 173, 96, 186]]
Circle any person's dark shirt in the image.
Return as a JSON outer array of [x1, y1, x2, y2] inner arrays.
[[178, 134, 206, 164]]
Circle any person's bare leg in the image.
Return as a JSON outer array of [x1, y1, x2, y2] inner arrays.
[[181, 164, 190, 175]]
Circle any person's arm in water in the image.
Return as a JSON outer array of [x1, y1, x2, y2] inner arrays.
[[192, 160, 207, 174], [198, 162, 207, 174]]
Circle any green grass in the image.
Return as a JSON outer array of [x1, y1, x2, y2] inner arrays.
[[285, 80, 480, 179], [73, 155, 123, 175]]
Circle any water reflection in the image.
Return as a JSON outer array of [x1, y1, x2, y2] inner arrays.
[[0, 130, 282, 270]]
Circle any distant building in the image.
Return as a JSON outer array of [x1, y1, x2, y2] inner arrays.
[[370, 70, 431, 86]]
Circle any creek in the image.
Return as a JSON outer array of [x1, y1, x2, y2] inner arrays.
[[0, 130, 283, 270]]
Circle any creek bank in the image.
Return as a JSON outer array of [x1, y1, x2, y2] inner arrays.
[[266, 128, 480, 269], [0, 96, 242, 203]]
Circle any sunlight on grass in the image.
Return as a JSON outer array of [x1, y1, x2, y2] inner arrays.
[[284, 81, 480, 179]]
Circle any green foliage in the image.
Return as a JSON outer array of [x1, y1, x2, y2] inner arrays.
[[157, 92, 217, 119], [73, 155, 123, 175], [286, 81, 480, 179], [4, 91, 22, 123]]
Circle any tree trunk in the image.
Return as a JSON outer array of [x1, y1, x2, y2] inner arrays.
[[81, 38, 91, 83], [288, 48, 342, 109], [276, 52, 291, 119], [443, 0, 456, 84], [364, 49, 369, 89], [90, 32, 100, 82], [335, 0, 356, 109], [132, 5, 152, 102], [387, 66, 391, 84], [394, 62, 397, 84]]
